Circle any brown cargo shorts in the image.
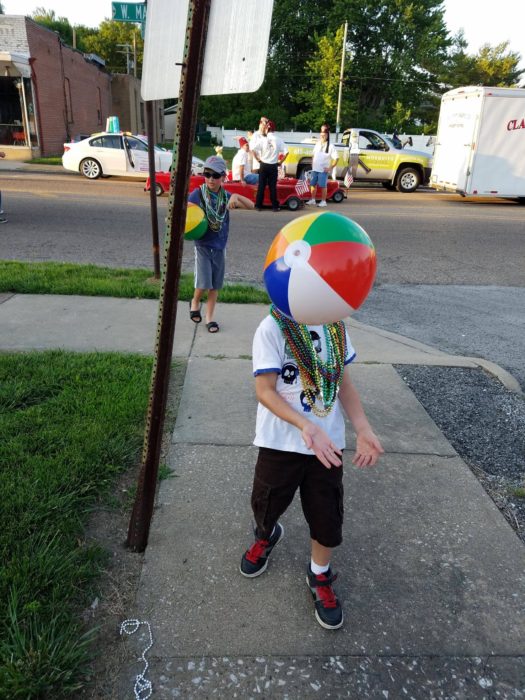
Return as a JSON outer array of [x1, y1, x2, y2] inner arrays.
[[250, 447, 344, 548]]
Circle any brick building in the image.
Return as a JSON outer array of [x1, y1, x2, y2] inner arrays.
[[112, 74, 165, 143], [0, 15, 164, 158]]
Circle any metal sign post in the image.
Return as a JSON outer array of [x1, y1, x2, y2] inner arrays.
[[127, 0, 212, 551], [126, 0, 274, 552], [112, 1, 158, 278]]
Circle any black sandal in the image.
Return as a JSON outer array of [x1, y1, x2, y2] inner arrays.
[[206, 321, 219, 333], [189, 301, 202, 323]]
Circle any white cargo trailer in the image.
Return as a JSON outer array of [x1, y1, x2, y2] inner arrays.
[[430, 86, 525, 200]]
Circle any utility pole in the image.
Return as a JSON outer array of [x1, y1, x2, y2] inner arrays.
[[335, 21, 348, 143], [117, 42, 132, 74]]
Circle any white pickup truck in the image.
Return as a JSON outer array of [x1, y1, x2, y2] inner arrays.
[[284, 128, 432, 192]]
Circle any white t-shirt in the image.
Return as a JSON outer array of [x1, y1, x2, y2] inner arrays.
[[252, 315, 356, 454], [232, 148, 252, 180], [312, 141, 338, 172], [250, 132, 288, 165]]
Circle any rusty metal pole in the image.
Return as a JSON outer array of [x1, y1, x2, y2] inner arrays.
[[127, 0, 211, 552], [145, 100, 161, 279]]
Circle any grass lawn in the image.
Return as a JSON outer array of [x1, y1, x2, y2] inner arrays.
[[0, 351, 157, 697], [27, 146, 238, 169], [0, 258, 266, 694], [25, 157, 62, 165], [0, 261, 269, 304]]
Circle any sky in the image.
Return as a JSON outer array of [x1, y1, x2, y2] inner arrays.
[[3, 0, 525, 67]]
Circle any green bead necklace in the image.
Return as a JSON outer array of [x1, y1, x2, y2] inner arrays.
[[199, 184, 228, 232], [270, 305, 347, 417]]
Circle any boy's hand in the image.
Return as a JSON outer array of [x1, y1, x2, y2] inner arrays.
[[352, 428, 384, 468], [302, 423, 342, 469]]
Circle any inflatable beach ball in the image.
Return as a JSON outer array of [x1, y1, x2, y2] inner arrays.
[[264, 212, 376, 324], [184, 203, 208, 240]]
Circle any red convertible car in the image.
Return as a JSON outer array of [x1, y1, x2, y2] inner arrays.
[[145, 173, 346, 211]]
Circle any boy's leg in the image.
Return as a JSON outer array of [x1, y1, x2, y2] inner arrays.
[[191, 287, 204, 311], [240, 448, 302, 577], [204, 249, 225, 331], [192, 247, 212, 319], [300, 456, 344, 629], [311, 539, 331, 567], [205, 289, 218, 326]]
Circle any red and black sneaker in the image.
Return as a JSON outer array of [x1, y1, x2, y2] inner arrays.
[[240, 522, 284, 578], [306, 564, 343, 629]]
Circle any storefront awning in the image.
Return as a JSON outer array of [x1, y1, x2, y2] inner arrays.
[[0, 51, 31, 78]]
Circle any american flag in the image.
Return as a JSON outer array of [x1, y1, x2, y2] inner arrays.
[[295, 178, 310, 196], [344, 171, 354, 188]]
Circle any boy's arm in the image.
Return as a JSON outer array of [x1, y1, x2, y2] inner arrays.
[[337, 366, 384, 468], [255, 372, 342, 469]]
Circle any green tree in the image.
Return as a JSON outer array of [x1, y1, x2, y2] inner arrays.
[[81, 20, 143, 75], [329, 0, 451, 131], [31, 8, 97, 52], [199, 0, 335, 129], [294, 25, 349, 130], [469, 42, 523, 86]]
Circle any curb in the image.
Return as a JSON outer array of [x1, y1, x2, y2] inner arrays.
[[468, 357, 523, 395]]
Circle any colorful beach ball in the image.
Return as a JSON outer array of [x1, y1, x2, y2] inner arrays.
[[184, 203, 208, 240], [264, 212, 376, 324]]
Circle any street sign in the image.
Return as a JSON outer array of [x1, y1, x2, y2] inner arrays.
[[141, 0, 273, 100], [112, 2, 146, 22]]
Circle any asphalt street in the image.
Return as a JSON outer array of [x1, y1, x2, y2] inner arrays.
[[1, 168, 524, 386]]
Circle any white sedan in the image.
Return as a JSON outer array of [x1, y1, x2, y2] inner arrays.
[[62, 132, 205, 179]]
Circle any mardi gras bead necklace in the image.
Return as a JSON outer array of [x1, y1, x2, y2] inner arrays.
[[270, 304, 347, 417], [199, 184, 228, 232]]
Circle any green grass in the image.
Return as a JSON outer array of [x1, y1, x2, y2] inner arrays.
[[192, 144, 236, 165], [27, 148, 238, 168], [0, 261, 269, 304], [25, 157, 62, 165], [513, 487, 525, 499], [0, 351, 154, 697]]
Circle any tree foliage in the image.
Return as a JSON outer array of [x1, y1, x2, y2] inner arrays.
[[294, 26, 348, 131], [30, 1, 524, 134], [31, 8, 96, 49], [81, 21, 143, 74], [31, 10, 143, 75]]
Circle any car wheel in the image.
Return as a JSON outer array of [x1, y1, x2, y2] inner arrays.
[[287, 196, 301, 211], [396, 167, 420, 193], [332, 190, 344, 203], [80, 158, 102, 179], [382, 182, 396, 191], [155, 182, 164, 196]]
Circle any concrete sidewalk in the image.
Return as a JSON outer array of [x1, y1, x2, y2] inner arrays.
[[1, 294, 524, 697]]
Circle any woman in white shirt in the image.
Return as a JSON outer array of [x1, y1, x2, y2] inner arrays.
[[307, 125, 339, 208]]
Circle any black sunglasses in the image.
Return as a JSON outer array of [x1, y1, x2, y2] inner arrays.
[[203, 170, 223, 179]]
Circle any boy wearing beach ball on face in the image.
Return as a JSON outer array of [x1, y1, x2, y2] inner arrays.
[[240, 211, 384, 631], [188, 156, 253, 333]]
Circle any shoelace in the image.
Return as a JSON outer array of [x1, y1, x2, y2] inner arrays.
[[313, 572, 338, 609], [245, 538, 269, 563]]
